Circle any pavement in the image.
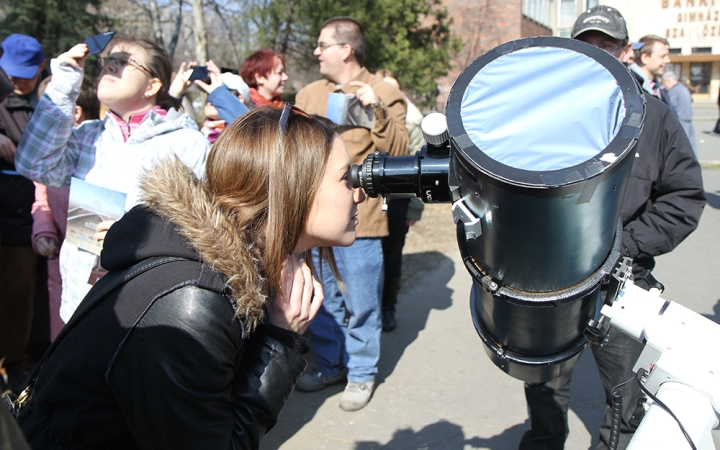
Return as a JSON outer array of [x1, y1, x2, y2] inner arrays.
[[260, 101, 720, 450]]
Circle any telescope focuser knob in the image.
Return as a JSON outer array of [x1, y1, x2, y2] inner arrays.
[[421, 113, 449, 147]]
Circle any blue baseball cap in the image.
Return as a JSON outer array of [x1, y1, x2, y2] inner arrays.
[[0, 34, 44, 79]]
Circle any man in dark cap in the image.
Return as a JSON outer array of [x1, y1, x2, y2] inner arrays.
[[519, 6, 706, 450], [0, 33, 48, 396]]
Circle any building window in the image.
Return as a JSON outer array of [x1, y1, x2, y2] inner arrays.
[[689, 62, 711, 94], [691, 47, 712, 54], [522, 0, 551, 27], [669, 48, 681, 54], [560, 0, 578, 28]]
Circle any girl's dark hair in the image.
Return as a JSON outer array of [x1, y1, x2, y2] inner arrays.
[[77, 76, 101, 121], [110, 35, 182, 111]]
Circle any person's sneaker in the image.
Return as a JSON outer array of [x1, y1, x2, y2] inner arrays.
[[340, 380, 375, 411], [295, 368, 346, 392]]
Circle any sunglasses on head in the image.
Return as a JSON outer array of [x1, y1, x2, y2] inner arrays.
[[278, 103, 313, 133]]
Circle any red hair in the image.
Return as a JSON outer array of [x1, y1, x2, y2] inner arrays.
[[240, 49, 285, 89]]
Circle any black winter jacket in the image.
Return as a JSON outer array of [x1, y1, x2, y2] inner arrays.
[[17, 161, 308, 449], [0, 93, 36, 246], [620, 94, 705, 276]]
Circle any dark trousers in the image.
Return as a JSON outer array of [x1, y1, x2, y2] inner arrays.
[[520, 284, 649, 450], [0, 245, 37, 375], [381, 198, 410, 312]]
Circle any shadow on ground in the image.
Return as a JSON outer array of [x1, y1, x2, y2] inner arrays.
[[377, 251, 455, 382], [353, 419, 528, 449], [705, 192, 720, 209], [702, 298, 720, 324], [260, 250, 455, 450]]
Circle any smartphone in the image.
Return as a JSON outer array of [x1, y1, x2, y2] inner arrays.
[[85, 31, 116, 55], [184, 66, 209, 82]]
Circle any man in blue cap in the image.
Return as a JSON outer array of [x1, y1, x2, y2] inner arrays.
[[0, 33, 49, 396], [0, 34, 45, 100]]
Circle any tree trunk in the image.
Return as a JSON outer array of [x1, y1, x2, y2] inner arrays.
[[148, 0, 165, 46], [167, 0, 183, 60], [192, 0, 208, 62]]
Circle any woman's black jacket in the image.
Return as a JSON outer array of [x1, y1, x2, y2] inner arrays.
[[17, 198, 307, 449]]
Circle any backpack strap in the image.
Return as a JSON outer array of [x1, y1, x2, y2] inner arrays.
[[9, 256, 188, 415]]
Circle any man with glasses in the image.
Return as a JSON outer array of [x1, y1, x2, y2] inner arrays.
[[519, 6, 706, 449], [0, 34, 49, 396], [294, 16, 408, 411]]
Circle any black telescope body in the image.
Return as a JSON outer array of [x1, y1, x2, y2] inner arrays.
[[351, 36, 645, 383]]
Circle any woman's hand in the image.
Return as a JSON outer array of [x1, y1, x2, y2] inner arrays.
[[35, 236, 58, 257], [94, 219, 117, 245], [56, 44, 89, 70], [266, 255, 324, 334], [167, 61, 198, 99], [193, 60, 224, 95]]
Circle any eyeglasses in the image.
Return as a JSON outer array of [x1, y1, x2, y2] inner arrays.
[[597, 42, 623, 54], [279, 103, 313, 133], [97, 55, 152, 76], [316, 42, 346, 52]]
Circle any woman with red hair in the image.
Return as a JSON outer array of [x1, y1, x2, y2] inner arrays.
[[240, 49, 288, 107]]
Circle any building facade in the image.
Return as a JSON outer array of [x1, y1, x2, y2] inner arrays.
[[438, 0, 718, 108], [600, 0, 719, 101]]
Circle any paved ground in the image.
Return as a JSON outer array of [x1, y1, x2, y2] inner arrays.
[[260, 101, 720, 450]]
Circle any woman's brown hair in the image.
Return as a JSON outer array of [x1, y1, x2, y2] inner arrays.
[[206, 106, 340, 312]]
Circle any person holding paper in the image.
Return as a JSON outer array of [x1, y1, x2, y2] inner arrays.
[[14, 35, 209, 325], [294, 16, 408, 411]]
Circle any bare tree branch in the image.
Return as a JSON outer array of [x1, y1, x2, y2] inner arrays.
[[148, 0, 165, 46], [168, 0, 183, 59], [192, 0, 208, 61], [206, 0, 241, 67]]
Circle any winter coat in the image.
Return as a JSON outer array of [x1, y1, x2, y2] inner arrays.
[[295, 67, 408, 238], [31, 183, 70, 340], [17, 159, 307, 449], [620, 94, 705, 276], [14, 58, 210, 322], [0, 92, 36, 246]]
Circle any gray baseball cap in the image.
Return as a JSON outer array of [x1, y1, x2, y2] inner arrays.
[[571, 5, 628, 41]]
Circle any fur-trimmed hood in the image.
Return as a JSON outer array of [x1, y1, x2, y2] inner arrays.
[[101, 158, 266, 332]]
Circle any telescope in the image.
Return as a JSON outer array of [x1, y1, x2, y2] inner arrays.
[[352, 36, 644, 383], [353, 36, 720, 448]]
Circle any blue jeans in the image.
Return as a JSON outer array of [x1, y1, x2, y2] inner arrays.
[[309, 238, 384, 383]]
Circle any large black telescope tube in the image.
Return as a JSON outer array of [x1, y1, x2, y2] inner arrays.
[[447, 37, 644, 382], [351, 37, 645, 383]]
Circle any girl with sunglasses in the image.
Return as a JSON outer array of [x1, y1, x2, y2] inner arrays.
[[15, 36, 209, 325], [16, 106, 365, 449]]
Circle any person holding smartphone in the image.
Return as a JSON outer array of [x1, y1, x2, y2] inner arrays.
[[14, 35, 209, 326]]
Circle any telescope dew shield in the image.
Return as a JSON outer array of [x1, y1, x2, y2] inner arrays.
[[446, 37, 645, 382]]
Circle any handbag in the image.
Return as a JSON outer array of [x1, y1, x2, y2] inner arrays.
[[4, 256, 188, 417]]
